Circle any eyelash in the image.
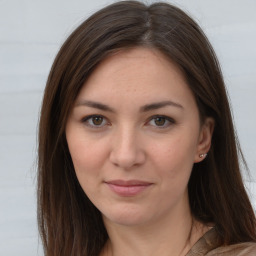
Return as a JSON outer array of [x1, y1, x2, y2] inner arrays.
[[81, 115, 175, 129], [81, 115, 109, 128], [146, 115, 175, 128]]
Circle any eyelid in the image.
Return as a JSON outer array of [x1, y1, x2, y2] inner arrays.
[[80, 114, 175, 129], [81, 114, 110, 128], [146, 115, 176, 128]]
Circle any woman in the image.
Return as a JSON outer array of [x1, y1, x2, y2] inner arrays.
[[37, 1, 256, 255]]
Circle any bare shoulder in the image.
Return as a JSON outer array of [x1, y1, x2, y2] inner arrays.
[[207, 242, 256, 256]]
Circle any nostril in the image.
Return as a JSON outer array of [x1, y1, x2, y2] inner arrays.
[[109, 144, 146, 169]]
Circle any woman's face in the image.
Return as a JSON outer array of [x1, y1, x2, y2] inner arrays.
[[66, 47, 213, 227]]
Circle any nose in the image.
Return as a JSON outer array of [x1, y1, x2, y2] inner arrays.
[[109, 126, 146, 170]]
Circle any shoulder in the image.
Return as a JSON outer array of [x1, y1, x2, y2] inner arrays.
[[187, 227, 256, 256], [206, 242, 256, 256]]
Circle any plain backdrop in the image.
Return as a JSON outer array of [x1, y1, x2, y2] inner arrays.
[[0, 0, 255, 255]]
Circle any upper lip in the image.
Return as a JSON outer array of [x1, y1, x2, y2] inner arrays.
[[105, 180, 153, 186]]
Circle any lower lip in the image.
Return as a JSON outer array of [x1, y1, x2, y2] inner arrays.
[[106, 183, 152, 197]]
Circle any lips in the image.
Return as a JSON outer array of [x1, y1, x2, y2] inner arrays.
[[105, 180, 153, 197]]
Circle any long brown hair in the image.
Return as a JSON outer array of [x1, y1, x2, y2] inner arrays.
[[38, 1, 256, 255]]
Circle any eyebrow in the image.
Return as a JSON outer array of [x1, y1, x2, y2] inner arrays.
[[75, 100, 183, 112], [75, 100, 115, 112], [140, 101, 184, 112]]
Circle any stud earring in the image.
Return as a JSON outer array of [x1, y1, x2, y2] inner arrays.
[[199, 153, 207, 158]]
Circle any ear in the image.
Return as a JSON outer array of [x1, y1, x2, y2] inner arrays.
[[194, 117, 215, 163]]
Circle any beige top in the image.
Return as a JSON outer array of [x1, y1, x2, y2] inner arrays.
[[186, 228, 256, 255]]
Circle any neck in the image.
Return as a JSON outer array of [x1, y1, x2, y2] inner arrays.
[[101, 202, 208, 256]]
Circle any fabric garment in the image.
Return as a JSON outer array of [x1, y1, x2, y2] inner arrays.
[[186, 228, 256, 255]]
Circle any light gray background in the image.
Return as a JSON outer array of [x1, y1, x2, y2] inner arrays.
[[0, 0, 255, 255]]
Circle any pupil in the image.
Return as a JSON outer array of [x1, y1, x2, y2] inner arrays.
[[93, 116, 103, 125], [155, 117, 165, 126]]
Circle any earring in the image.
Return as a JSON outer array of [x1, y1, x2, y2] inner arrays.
[[199, 153, 207, 158]]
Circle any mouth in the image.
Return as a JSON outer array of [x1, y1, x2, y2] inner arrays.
[[104, 180, 153, 197]]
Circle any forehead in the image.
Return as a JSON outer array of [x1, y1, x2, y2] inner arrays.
[[76, 47, 197, 111], [87, 47, 184, 85]]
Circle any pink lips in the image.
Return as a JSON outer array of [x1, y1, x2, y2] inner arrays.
[[105, 180, 153, 197]]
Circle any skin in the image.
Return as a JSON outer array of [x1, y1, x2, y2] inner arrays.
[[66, 47, 214, 256]]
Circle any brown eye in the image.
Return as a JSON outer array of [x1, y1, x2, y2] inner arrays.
[[147, 115, 175, 128], [92, 116, 104, 125], [154, 117, 166, 126], [83, 115, 108, 128]]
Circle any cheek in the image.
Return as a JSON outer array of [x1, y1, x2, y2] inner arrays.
[[67, 137, 109, 201], [66, 130, 108, 178], [152, 132, 198, 165], [149, 131, 198, 184]]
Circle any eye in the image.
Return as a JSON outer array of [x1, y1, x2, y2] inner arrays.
[[82, 115, 108, 128], [147, 115, 175, 128]]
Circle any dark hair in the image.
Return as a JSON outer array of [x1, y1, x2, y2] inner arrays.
[[38, 1, 256, 255]]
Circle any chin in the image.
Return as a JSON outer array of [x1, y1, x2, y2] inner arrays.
[[102, 205, 150, 227]]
